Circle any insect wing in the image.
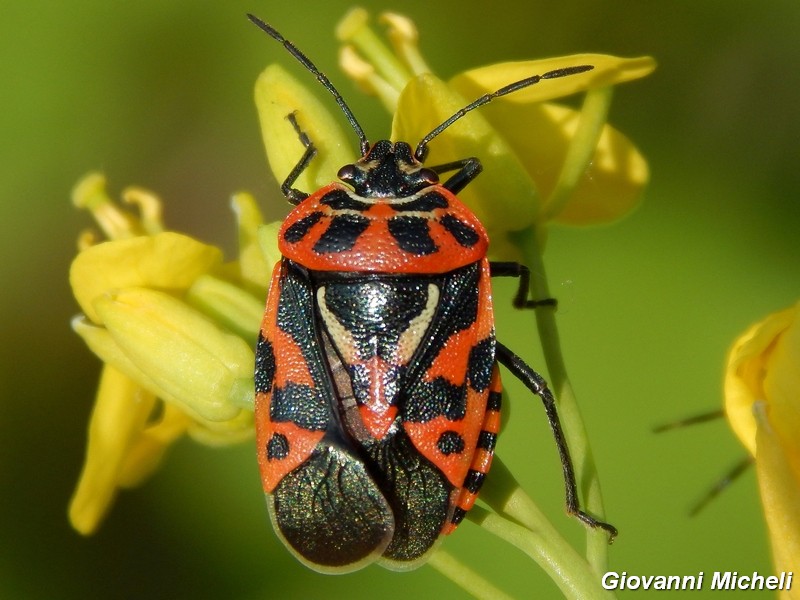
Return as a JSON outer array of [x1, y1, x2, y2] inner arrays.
[[255, 260, 394, 573]]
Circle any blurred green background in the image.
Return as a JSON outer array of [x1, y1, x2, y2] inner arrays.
[[2, 1, 798, 598]]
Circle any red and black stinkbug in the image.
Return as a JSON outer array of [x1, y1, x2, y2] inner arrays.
[[248, 14, 617, 573]]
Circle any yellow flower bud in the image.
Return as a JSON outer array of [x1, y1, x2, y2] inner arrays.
[[93, 287, 254, 423], [185, 274, 265, 344]]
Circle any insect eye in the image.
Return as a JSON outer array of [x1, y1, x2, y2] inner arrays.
[[337, 164, 358, 182], [418, 168, 439, 184]]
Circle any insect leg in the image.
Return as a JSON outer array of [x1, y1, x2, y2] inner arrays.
[[489, 261, 556, 309], [495, 341, 617, 541], [280, 112, 317, 205], [426, 157, 483, 194]]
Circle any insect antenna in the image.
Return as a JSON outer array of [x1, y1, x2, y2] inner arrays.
[[688, 455, 753, 517], [247, 14, 371, 155], [652, 409, 725, 433], [654, 408, 754, 516], [414, 65, 594, 161]]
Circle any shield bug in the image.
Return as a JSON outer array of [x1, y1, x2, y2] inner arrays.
[[248, 14, 616, 573]]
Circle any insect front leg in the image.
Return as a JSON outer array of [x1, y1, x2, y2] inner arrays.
[[489, 262, 557, 309], [495, 342, 618, 541], [281, 112, 317, 205], [427, 157, 483, 195]]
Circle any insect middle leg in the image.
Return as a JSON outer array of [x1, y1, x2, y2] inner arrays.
[[490, 261, 557, 309]]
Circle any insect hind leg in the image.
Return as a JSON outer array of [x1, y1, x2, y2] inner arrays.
[[495, 341, 617, 541]]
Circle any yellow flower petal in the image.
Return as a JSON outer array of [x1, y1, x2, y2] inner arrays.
[[257, 221, 283, 270], [70, 232, 222, 323], [754, 403, 800, 594], [450, 58, 653, 225], [186, 407, 254, 446], [450, 55, 656, 105], [69, 365, 158, 535], [72, 316, 174, 400], [724, 302, 800, 589], [466, 100, 648, 225], [115, 402, 192, 487], [255, 64, 358, 195], [762, 304, 800, 472], [724, 304, 797, 455], [94, 287, 254, 422]]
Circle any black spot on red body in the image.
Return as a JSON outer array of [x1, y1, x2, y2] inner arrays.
[[437, 431, 465, 455], [284, 211, 323, 243], [387, 216, 438, 255], [313, 214, 371, 254], [463, 469, 486, 494], [267, 433, 290, 460], [392, 191, 449, 213], [477, 430, 497, 451], [450, 507, 466, 526], [255, 334, 275, 394], [440, 213, 480, 248], [467, 338, 494, 392], [404, 376, 466, 422], [487, 390, 502, 412], [271, 383, 329, 431], [320, 189, 370, 211]]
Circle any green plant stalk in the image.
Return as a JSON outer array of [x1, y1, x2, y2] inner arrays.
[[507, 84, 616, 575], [544, 86, 614, 221], [478, 459, 615, 599], [511, 225, 611, 575], [428, 550, 515, 600], [337, 10, 412, 91]]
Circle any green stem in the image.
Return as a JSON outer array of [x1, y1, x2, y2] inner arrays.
[[478, 459, 614, 599], [543, 87, 613, 220], [428, 550, 515, 600], [511, 226, 611, 575]]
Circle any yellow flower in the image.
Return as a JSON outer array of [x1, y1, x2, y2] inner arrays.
[[284, 9, 653, 261], [69, 174, 276, 534], [725, 302, 800, 597]]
